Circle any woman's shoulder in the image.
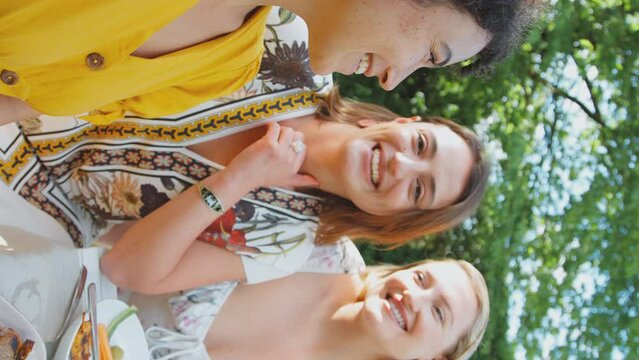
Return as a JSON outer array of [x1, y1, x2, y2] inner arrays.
[[299, 238, 366, 275]]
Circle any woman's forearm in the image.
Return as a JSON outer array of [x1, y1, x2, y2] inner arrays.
[[100, 168, 252, 290]]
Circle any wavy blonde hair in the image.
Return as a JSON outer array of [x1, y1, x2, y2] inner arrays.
[[365, 259, 490, 360], [312, 87, 490, 245]]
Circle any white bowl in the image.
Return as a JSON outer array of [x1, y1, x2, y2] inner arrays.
[[0, 294, 46, 360]]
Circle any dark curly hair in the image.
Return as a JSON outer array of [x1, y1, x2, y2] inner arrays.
[[417, 0, 546, 76]]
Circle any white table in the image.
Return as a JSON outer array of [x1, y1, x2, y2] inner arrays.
[[0, 182, 116, 359]]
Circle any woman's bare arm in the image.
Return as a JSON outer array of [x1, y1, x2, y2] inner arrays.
[[99, 220, 245, 294], [0, 95, 40, 126], [100, 150, 257, 292], [100, 123, 318, 294], [137, 242, 246, 294]]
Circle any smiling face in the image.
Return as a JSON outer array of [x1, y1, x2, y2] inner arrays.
[[332, 117, 473, 216], [303, 0, 491, 90], [361, 262, 478, 360]]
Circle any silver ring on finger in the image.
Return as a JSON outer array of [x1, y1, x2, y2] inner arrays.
[[290, 140, 305, 154]]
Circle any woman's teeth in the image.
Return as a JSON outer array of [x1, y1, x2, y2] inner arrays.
[[355, 53, 370, 75], [371, 148, 380, 186], [389, 301, 407, 331]]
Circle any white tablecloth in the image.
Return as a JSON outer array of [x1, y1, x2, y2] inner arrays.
[[0, 180, 116, 358]]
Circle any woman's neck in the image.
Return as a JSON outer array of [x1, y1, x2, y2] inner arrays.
[[281, 115, 356, 198]]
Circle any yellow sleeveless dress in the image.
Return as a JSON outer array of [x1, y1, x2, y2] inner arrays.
[[0, 1, 270, 124]]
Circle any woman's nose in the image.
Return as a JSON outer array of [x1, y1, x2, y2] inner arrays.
[[379, 67, 405, 91], [403, 289, 431, 313], [389, 152, 424, 179], [380, 58, 420, 90]]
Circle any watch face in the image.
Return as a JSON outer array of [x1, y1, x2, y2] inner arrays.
[[199, 184, 224, 213]]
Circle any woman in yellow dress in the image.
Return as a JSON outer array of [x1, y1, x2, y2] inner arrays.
[[0, 0, 542, 125]]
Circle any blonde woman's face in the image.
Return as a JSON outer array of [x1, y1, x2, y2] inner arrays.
[[361, 262, 478, 360], [304, 0, 490, 90]]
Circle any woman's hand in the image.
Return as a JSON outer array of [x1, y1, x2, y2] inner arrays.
[[225, 122, 319, 190], [0, 95, 40, 126]]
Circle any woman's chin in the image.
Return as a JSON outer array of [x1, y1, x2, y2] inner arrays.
[[354, 201, 391, 217], [307, 54, 331, 75]]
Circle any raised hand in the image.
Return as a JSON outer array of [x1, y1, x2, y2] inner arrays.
[[225, 122, 319, 190]]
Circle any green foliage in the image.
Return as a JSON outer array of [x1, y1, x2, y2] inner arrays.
[[340, 1, 639, 358]]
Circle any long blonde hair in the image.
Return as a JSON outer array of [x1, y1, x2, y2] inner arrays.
[[312, 88, 490, 246], [365, 259, 490, 360]]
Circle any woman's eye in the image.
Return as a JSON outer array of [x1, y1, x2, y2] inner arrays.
[[414, 180, 423, 204], [415, 271, 426, 286], [435, 306, 444, 323], [417, 132, 426, 154]]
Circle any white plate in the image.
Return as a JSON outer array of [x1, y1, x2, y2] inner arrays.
[[0, 294, 46, 360], [54, 299, 149, 360]]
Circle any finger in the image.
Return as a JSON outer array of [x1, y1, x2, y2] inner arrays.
[[264, 122, 280, 142], [292, 131, 305, 144], [290, 132, 306, 159], [290, 174, 320, 188], [278, 126, 295, 146], [292, 140, 307, 169]]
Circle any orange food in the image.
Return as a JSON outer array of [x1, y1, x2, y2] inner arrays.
[[97, 324, 113, 360], [15, 339, 34, 360]]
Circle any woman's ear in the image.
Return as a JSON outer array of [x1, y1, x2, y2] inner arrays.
[[357, 119, 379, 128]]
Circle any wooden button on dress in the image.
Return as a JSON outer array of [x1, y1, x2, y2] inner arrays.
[[85, 53, 105, 70], [1, 70, 19, 85]]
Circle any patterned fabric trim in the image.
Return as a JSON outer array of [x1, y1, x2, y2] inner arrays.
[[18, 166, 85, 246], [0, 142, 33, 185], [244, 187, 322, 218], [0, 126, 38, 187], [29, 91, 320, 157], [46, 147, 323, 219]]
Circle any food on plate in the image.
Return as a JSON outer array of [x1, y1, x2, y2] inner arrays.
[[65, 305, 138, 360], [0, 326, 19, 360], [110, 346, 124, 360], [103, 306, 138, 360], [0, 324, 35, 360], [14, 339, 34, 360], [70, 314, 92, 360], [106, 306, 137, 340], [97, 324, 113, 360]]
